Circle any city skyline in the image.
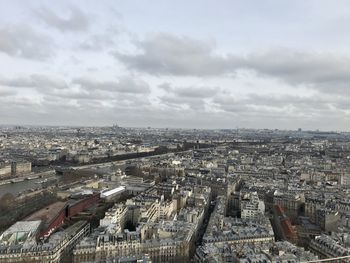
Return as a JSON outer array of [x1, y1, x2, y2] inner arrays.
[[1, 0, 350, 130]]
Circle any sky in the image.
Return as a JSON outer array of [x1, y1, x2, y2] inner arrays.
[[1, 0, 350, 130]]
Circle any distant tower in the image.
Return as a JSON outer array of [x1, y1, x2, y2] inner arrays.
[[77, 128, 81, 137]]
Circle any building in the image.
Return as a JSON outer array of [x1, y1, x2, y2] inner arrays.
[[0, 221, 90, 263], [309, 235, 349, 262], [273, 191, 303, 223], [73, 185, 211, 263], [25, 201, 67, 238], [100, 186, 126, 202], [0, 163, 11, 178], [202, 195, 274, 246], [273, 204, 298, 244], [11, 161, 32, 176], [240, 191, 265, 220], [0, 220, 41, 246], [195, 241, 318, 263]]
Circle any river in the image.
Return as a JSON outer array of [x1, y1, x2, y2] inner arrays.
[[0, 175, 60, 198]]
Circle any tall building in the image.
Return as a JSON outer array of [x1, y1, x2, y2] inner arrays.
[[240, 191, 265, 220]]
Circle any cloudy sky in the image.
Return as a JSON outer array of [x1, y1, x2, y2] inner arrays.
[[1, 0, 350, 130]]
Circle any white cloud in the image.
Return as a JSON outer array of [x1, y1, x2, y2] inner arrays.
[[0, 25, 53, 59], [34, 6, 90, 32]]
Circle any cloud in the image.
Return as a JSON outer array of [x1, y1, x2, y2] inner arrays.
[[0, 25, 53, 59], [78, 34, 115, 50], [0, 89, 16, 97], [240, 50, 350, 94], [115, 33, 236, 76], [1, 84, 349, 129], [158, 83, 219, 111], [212, 93, 350, 121], [73, 76, 151, 94], [35, 6, 90, 32], [0, 74, 68, 90], [115, 33, 350, 95], [0, 73, 151, 108], [159, 83, 219, 98]]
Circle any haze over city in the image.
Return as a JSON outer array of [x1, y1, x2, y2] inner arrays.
[[1, 0, 350, 130]]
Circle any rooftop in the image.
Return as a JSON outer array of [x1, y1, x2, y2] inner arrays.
[[0, 220, 41, 246], [25, 201, 67, 224], [101, 186, 126, 197]]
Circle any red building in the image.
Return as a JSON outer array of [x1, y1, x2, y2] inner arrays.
[[274, 204, 298, 244], [24, 193, 100, 239], [25, 201, 67, 238]]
